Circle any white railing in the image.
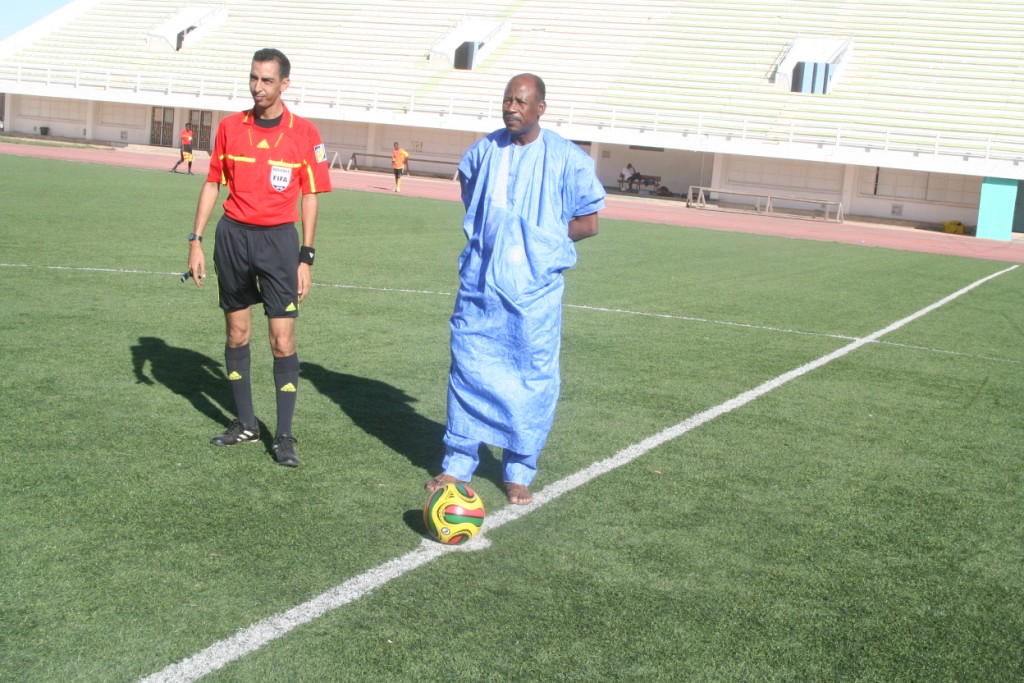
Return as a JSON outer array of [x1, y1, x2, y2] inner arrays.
[[3, 63, 1024, 164]]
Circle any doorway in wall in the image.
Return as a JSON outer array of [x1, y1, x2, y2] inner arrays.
[[150, 107, 174, 146], [1012, 180, 1024, 233], [187, 109, 213, 152]]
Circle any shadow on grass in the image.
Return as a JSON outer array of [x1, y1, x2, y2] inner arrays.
[[300, 362, 445, 474], [301, 362, 505, 537], [131, 336, 281, 462], [403, 507, 429, 536], [131, 336, 233, 427]]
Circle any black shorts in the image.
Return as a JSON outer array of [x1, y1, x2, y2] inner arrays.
[[393, 167, 404, 179], [213, 215, 299, 318]]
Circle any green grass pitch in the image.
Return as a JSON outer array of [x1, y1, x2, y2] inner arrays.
[[1, 154, 1022, 681]]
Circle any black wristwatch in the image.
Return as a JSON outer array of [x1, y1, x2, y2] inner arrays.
[[188, 232, 203, 242]]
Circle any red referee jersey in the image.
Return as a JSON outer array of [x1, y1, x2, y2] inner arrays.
[[207, 103, 332, 226]]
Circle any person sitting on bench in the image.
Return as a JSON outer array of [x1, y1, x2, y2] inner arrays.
[[624, 163, 642, 191]]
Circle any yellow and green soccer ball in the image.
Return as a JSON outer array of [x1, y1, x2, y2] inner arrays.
[[424, 483, 485, 544]]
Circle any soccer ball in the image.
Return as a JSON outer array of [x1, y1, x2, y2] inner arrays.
[[424, 482, 485, 544]]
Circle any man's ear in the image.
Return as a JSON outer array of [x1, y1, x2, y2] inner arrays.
[[280, 77, 291, 93]]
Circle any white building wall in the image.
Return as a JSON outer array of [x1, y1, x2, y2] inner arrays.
[[0, 92, 991, 227], [9, 95, 88, 138], [845, 165, 981, 225], [94, 101, 150, 144]]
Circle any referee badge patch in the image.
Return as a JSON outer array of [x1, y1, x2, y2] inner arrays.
[[270, 165, 292, 191], [314, 143, 327, 164]]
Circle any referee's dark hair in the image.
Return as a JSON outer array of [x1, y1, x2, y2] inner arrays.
[[253, 48, 291, 79]]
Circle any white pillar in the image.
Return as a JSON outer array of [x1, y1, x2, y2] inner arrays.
[[83, 100, 97, 140], [840, 164, 857, 217], [1, 93, 10, 132]]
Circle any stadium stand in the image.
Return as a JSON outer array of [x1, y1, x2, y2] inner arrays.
[[1, 0, 1023, 235]]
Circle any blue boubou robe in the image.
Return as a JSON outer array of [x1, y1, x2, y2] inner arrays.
[[445, 127, 606, 455]]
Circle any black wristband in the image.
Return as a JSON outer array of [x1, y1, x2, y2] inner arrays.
[[299, 246, 315, 266]]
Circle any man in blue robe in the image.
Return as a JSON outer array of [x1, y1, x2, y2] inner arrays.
[[425, 73, 606, 504]]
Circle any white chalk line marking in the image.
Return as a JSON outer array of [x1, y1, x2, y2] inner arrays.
[[874, 340, 1024, 365], [140, 263, 1017, 682], [0, 262, 455, 297], [0, 262, 188, 277], [12, 262, 1022, 365], [5, 260, 1019, 361], [315, 281, 452, 296], [567, 302, 1024, 365], [567, 303, 859, 341]]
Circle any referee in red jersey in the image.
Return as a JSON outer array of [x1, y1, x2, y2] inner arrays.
[[186, 48, 332, 467]]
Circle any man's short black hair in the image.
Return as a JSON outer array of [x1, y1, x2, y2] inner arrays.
[[510, 73, 546, 102], [252, 48, 291, 79]]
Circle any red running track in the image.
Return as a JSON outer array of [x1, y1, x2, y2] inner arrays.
[[4, 140, 1023, 264]]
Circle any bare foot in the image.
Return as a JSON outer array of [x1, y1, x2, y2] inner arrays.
[[424, 473, 466, 493], [503, 482, 532, 504]]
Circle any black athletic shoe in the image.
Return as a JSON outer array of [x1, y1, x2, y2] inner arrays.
[[210, 419, 260, 446], [272, 434, 300, 467]]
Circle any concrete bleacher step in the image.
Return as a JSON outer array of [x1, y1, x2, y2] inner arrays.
[[1, 0, 1022, 160]]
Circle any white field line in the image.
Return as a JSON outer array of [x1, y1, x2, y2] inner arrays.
[[0, 262, 188, 277], [567, 303, 859, 341], [0, 261, 962, 349], [139, 263, 1018, 682], [0, 262, 455, 296], [314, 281, 453, 296], [14, 262, 1019, 359], [874, 340, 1024, 365], [566, 303, 1024, 364]]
